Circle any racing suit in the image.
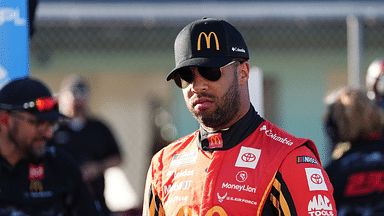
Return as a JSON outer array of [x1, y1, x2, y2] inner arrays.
[[0, 146, 100, 216], [143, 105, 337, 216], [325, 138, 384, 215]]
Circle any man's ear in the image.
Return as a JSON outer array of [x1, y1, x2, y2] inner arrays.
[[0, 111, 8, 125], [238, 62, 250, 85]]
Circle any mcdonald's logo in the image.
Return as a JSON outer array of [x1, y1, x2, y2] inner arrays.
[[30, 180, 44, 192], [208, 133, 223, 149], [197, 32, 220, 51]]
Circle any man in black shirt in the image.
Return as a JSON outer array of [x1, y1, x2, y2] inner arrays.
[[49, 75, 123, 215], [0, 77, 100, 215]]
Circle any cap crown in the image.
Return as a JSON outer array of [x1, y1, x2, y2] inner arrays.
[[175, 18, 249, 65], [167, 18, 249, 81], [0, 77, 52, 105]]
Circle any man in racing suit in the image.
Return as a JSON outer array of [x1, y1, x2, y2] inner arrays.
[[0, 77, 100, 215], [143, 17, 337, 216]]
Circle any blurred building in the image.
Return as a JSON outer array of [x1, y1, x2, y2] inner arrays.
[[30, 0, 384, 211]]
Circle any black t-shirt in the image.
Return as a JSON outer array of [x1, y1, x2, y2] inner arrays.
[[0, 146, 99, 216], [48, 118, 121, 212], [325, 139, 384, 216]]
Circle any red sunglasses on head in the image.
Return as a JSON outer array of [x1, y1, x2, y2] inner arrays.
[[0, 97, 58, 113]]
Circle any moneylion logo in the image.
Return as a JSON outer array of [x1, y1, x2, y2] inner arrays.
[[197, 32, 219, 51]]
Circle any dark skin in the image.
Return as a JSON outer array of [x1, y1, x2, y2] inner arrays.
[[181, 61, 251, 132]]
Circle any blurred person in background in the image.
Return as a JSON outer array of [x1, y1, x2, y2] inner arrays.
[[0, 77, 100, 215], [143, 17, 336, 216], [324, 87, 384, 215], [366, 56, 384, 107], [48, 74, 123, 216]]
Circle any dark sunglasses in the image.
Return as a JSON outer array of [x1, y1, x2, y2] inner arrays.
[[173, 61, 240, 89], [0, 97, 58, 113]]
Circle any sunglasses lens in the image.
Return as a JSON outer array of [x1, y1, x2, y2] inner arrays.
[[174, 68, 193, 89], [35, 97, 57, 112], [199, 67, 221, 81], [173, 66, 222, 88]]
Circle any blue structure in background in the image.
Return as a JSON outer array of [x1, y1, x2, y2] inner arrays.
[[0, 0, 29, 87]]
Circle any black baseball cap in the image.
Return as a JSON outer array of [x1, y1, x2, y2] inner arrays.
[[0, 77, 64, 120], [166, 17, 249, 81]]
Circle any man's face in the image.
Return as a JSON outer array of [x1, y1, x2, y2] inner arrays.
[[59, 89, 89, 117], [182, 62, 241, 129], [8, 112, 54, 160]]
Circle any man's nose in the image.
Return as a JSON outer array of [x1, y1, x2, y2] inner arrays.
[[191, 69, 208, 93]]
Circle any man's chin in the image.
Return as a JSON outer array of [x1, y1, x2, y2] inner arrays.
[[35, 147, 46, 156], [33, 144, 47, 158]]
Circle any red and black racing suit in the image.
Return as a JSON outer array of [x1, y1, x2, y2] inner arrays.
[[326, 138, 384, 216], [143, 105, 337, 216]]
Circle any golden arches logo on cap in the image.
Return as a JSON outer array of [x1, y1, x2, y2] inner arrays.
[[197, 32, 220, 51]]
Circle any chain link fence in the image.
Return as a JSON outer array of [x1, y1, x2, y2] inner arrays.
[[30, 18, 384, 53]]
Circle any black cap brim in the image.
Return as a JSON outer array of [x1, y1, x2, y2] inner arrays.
[[166, 56, 233, 81], [31, 110, 66, 121]]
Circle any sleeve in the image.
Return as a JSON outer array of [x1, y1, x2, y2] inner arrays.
[[265, 145, 337, 216], [143, 162, 165, 216], [56, 148, 101, 216]]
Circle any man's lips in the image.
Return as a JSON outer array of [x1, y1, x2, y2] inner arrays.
[[193, 97, 213, 110]]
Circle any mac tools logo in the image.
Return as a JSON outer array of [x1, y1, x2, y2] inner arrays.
[[308, 195, 334, 216], [260, 125, 294, 146]]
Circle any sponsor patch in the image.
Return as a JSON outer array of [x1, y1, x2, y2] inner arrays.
[[165, 195, 188, 205], [217, 192, 257, 206], [174, 169, 194, 179], [308, 195, 334, 216], [305, 168, 328, 191], [297, 156, 319, 165], [208, 133, 223, 149], [260, 125, 293, 146], [29, 163, 45, 193], [222, 182, 256, 193], [29, 163, 44, 180], [164, 181, 192, 195], [170, 150, 198, 169], [235, 147, 261, 169], [217, 192, 227, 203], [236, 171, 248, 182]]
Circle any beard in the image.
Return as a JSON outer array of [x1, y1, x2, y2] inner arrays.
[[189, 72, 241, 129], [8, 123, 46, 161]]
